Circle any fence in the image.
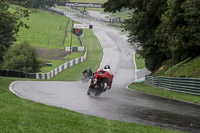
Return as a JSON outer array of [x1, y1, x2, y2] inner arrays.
[[0, 70, 36, 78], [36, 49, 87, 79], [0, 49, 87, 80], [145, 76, 200, 95]]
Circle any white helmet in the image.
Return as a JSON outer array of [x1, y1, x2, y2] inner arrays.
[[103, 65, 111, 73]]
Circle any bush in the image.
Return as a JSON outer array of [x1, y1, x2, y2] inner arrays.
[[2, 42, 42, 73]]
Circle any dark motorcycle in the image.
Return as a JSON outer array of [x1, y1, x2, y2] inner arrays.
[[87, 74, 108, 96], [82, 68, 92, 83]]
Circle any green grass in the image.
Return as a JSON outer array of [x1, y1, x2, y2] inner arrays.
[[0, 77, 180, 133], [153, 56, 200, 78], [129, 82, 200, 104], [50, 29, 103, 81], [64, 52, 84, 60], [56, 6, 74, 12], [110, 10, 133, 20], [135, 54, 145, 69], [69, 0, 107, 3], [12, 5, 80, 49], [40, 52, 84, 73], [40, 60, 68, 73]]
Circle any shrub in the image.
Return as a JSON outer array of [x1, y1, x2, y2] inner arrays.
[[2, 42, 42, 73]]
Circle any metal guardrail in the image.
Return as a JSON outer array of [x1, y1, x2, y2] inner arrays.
[[0, 49, 87, 80], [145, 76, 200, 95], [0, 70, 36, 79]]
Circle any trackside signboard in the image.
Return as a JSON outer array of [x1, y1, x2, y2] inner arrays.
[[66, 2, 102, 8], [74, 24, 93, 29], [72, 28, 83, 36]]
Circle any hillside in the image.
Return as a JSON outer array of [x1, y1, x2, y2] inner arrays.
[[152, 56, 200, 78], [10, 5, 80, 49]]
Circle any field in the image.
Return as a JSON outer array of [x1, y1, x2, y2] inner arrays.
[[69, 0, 107, 3], [50, 29, 103, 81], [12, 5, 80, 49], [9, 5, 85, 73]]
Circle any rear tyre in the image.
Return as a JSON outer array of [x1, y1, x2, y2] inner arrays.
[[87, 87, 91, 95]]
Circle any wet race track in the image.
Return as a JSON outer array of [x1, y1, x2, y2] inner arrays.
[[11, 10, 200, 133]]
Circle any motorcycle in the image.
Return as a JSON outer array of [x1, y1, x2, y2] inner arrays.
[[82, 68, 92, 83], [87, 74, 108, 96]]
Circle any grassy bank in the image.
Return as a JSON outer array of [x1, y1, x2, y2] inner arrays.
[[110, 9, 133, 20], [153, 56, 200, 78], [0, 77, 180, 133], [129, 82, 200, 104], [11, 5, 80, 49], [50, 29, 103, 81], [135, 54, 145, 69]]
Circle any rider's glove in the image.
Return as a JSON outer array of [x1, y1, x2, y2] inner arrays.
[[106, 86, 111, 90]]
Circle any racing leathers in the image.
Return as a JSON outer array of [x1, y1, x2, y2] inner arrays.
[[93, 69, 114, 89]]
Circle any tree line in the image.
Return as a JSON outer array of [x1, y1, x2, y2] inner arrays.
[[103, 0, 200, 71]]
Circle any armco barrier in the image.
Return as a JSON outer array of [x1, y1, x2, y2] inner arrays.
[[0, 70, 36, 79], [65, 47, 84, 52], [145, 76, 200, 95], [0, 49, 87, 79], [36, 49, 87, 79]]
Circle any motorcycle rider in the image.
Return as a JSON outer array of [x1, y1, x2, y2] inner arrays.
[[82, 68, 92, 77], [93, 65, 114, 90], [82, 68, 93, 83]]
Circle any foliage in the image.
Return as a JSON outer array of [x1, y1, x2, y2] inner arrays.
[[2, 42, 42, 73], [103, 0, 200, 72], [0, 0, 29, 65], [153, 56, 200, 78], [103, 0, 169, 71], [135, 54, 145, 69], [159, 0, 200, 60]]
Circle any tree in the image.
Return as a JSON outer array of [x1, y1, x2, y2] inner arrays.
[[0, 0, 29, 65], [160, 0, 200, 60], [2, 42, 42, 73], [103, 0, 168, 71]]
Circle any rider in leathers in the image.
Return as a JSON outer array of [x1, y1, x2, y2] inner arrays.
[[93, 65, 114, 90]]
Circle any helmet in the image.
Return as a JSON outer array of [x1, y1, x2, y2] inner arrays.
[[104, 65, 110, 69], [103, 65, 111, 73]]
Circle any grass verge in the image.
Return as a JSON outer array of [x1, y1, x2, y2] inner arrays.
[[49, 29, 103, 81], [110, 9, 133, 20], [129, 82, 200, 104], [0, 77, 180, 133], [153, 56, 200, 78], [39, 52, 84, 73], [135, 54, 145, 69]]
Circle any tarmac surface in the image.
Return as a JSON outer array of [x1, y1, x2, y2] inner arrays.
[[10, 9, 200, 133]]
